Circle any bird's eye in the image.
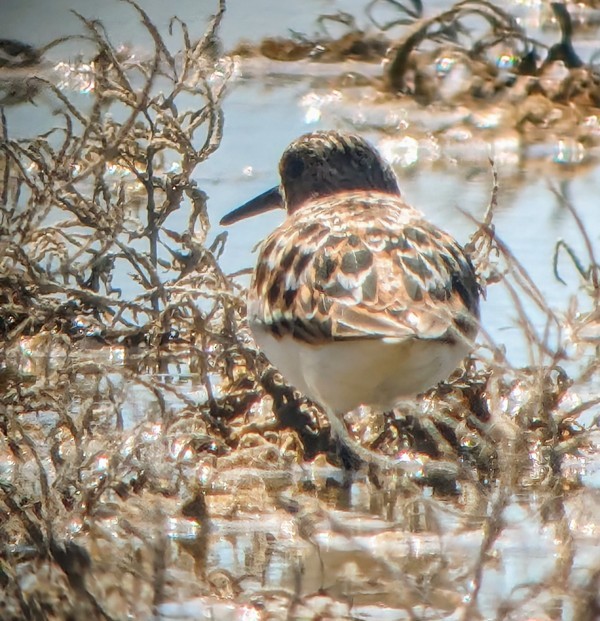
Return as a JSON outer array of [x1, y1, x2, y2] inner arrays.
[[284, 154, 305, 179]]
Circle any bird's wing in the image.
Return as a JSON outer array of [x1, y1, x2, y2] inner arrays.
[[249, 193, 479, 345]]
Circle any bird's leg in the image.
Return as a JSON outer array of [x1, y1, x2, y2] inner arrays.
[[327, 409, 479, 495], [325, 410, 425, 475]]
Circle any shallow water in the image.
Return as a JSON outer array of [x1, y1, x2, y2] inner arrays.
[[3, 0, 600, 363], [2, 1, 600, 619]]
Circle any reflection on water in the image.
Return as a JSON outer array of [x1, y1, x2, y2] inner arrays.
[[3, 2, 600, 365], [2, 1, 600, 619], [9, 336, 599, 619]]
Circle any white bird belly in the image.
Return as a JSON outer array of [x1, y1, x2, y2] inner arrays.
[[251, 325, 470, 415]]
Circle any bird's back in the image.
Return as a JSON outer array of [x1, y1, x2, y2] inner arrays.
[[247, 190, 479, 413], [249, 190, 479, 347]]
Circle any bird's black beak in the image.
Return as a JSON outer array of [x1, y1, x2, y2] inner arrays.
[[219, 186, 284, 226]]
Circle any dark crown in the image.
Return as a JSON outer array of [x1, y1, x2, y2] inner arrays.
[[279, 131, 400, 212]]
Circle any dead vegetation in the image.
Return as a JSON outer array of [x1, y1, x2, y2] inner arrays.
[[232, 0, 600, 160], [0, 1, 599, 620]]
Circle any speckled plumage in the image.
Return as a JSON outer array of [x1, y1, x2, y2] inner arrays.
[[250, 192, 479, 346], [221, 130, 480, 443]]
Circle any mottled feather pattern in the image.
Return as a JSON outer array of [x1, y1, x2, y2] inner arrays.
[[221, 130, 481, 422], [249, 191, 479, 345]]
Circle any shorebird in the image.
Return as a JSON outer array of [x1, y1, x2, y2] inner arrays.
[[221, 130, 480, 466]]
